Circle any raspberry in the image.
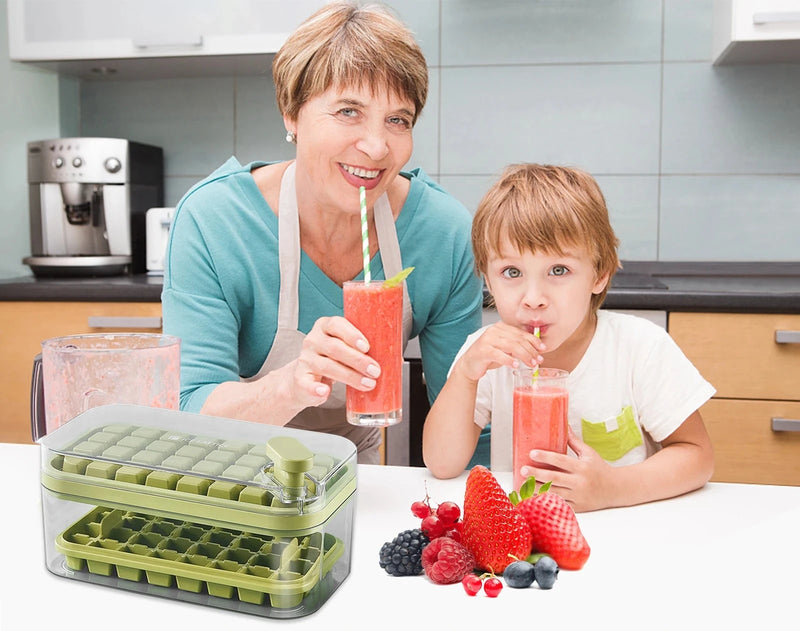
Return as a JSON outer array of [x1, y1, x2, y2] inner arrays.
[[421, 537, 476, 585], [379, 528, 430, 576]]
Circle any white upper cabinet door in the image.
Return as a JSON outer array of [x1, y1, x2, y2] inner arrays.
[[7, 0, 327, 78], [713, 0, 800, 64]]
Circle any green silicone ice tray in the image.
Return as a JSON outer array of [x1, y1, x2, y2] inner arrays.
[[56, 506, 343, 609], [42, 422, 356, 534]]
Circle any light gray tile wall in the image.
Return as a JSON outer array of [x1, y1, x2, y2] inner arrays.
[[81, 77, 236, 180], [4, 0, 796, 274], [0, 0, 73, 277]]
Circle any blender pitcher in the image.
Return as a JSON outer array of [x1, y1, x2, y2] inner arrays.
[[31, 333, 180, 440]]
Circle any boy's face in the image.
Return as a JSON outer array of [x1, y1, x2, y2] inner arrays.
[[484, 236, 609, 364]]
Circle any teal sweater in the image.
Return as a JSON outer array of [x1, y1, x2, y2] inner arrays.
[[162, 158, 483, 417]]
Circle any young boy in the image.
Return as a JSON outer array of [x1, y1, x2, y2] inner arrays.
[[422, 164, 715, 512]]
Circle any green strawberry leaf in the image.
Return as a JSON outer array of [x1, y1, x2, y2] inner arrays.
[[383, 266, 414, 288], [525, 552, 553, 565], [539, 480, 552, 493], [519, 476, 538, 500], [508, 490, 521, 506]]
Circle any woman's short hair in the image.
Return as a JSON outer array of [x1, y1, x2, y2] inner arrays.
[[273, 1, 428, 123], [472, 164, 621, 311]]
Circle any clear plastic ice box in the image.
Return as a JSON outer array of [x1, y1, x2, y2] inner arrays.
[[37, 404, 357, 619]]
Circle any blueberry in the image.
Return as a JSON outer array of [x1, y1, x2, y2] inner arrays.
[[534, 556, 559, 589], [503, 560, 535, 588]]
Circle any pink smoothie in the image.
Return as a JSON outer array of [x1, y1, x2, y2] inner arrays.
[[343, 281, 403, 425], [512, 384, 569, 491]]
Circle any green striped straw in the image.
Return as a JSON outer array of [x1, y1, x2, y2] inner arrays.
[[360, 186, 371, 283], [532, 327, 541, 382]]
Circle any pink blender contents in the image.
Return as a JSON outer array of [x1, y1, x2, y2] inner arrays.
[[512, 367, 569, 491], [343, 280, 403, 427], [41, 333, 180, 435]]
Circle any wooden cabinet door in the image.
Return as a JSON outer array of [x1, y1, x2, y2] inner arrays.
[[670, 312, 800, 486], [669, 312, 800, 400], [0, 302, 162, 444], [701, 398, 800, 486]]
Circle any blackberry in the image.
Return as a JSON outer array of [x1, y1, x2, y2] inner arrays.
[[379, 528, 430, 576]]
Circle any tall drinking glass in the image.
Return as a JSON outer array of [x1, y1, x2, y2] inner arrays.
[[343, 280, 403, 427], [512, 367, 569, 491]]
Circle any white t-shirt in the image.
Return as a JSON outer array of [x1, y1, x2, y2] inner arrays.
[[453, 310, 716, 472]]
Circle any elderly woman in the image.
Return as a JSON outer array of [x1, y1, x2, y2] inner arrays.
[[162, 1, 483, 464]]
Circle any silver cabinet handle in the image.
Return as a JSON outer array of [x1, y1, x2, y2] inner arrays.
[[772, 418, 800, 432], [775, 330, 800, 344], [132, 35, 204, 49], [88, 316, 162, 329], [753, 12, 800, 25]]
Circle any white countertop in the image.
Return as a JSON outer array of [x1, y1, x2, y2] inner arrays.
[[1, 442, 798, 630]]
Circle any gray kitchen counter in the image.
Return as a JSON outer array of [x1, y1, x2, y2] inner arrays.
[[0, 273, 163, 301], [601, 261, 800, 314], [1, 261, 799, 313]]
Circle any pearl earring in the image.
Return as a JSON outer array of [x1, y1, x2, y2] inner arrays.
[[285, 130, 296, 144]]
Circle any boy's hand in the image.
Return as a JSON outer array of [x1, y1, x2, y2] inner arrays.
[[519, 427, 616, 513], [453, 322, 544, 383]]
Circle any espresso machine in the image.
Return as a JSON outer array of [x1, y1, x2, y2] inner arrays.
[[24, 138, 164, 276]]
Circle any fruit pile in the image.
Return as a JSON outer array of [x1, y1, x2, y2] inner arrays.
[[378, 466, 591, 596]]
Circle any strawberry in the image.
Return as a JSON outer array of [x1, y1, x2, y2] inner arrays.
[[513, 478, 590, 571], [461, 466, 533, 573], [422, 537, 476, 584]]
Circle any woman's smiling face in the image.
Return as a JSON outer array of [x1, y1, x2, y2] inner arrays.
[[289, 83, 415, 213]]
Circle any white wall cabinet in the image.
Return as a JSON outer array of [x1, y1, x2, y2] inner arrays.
[[713, 0, 800, 64], [7, 0, 327, 79]]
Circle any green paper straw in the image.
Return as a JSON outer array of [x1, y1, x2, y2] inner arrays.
[[360, 186, 370, 283]]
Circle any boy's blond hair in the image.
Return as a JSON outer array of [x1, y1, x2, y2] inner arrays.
[[273, 1, 428, 124], [472, 163, 621, 311]]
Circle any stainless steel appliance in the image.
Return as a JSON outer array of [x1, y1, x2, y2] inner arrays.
[[24, 137, 163, 276]]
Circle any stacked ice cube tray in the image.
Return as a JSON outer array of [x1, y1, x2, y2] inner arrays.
[[43, 422, 355, 610], [57, 506, 342, 608], [54, 422, 341, 501]]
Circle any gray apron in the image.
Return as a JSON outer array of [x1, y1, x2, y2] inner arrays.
[[246, 162, 412, 464]]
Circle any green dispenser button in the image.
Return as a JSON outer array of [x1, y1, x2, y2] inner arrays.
[[265, 437, 314, 491]]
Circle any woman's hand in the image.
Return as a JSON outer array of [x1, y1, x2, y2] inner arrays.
[[453, 321, 544, 383], [201, 315, 380, 425], [296, 315, 382, 394]]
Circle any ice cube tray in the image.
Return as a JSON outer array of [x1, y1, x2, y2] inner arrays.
[[41, 413, 356, 534], [39, 406, 357, 619], [57, 506, 343, 609]]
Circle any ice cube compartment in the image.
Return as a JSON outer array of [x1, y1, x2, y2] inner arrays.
[[43, 422, 354, 533], [39, 407, 357, 618], [58, 506, 343, 608]]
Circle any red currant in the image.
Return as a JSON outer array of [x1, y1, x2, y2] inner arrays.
[[443, 521, 464, 543], [483, 577, 503, 598], [461, 574, 482, 596], [420, 514, 446, 539], [411, 500, 431, 519], [435, 501, 461, 525]]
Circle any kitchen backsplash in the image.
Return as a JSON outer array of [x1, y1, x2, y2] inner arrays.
[[2, 0, 799, 277]]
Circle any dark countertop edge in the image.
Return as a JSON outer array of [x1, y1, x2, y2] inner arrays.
[[0, 275, 163, 302], [619, 260, 800, 277], [602, 290, 800, 314]]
